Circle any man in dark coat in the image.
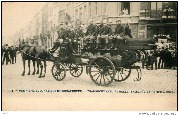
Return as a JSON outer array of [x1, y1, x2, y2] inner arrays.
[[124, 20, 132, 38], [158, 47, 166, 69], [2, 46, 5, 65], [164, 48, 172, 69], [114, 19, 125, 50], [50, 23, 68, 53], [95, 20, 103, 48], [2, 44, 10, 65], [9, 46, 15, 64], [96, 19, 112, 49], [85, 18, 97, 48]]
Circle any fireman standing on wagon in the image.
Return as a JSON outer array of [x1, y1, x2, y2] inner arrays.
[[114, 18, 125, 50], [50, 22, 67, 53], [85, 18, 96, 48]]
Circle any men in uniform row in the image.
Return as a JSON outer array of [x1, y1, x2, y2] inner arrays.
[[2, 44, 18, 65], [84, 18, 131, 49], [51, 18, 132, 53]]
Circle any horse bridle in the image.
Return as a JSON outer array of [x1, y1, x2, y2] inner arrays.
[[19, 43, 28, 51]]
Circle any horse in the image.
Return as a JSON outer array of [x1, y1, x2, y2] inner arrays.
[[18, 40, 36, 76], [19, 40, 49, 78], [33, 45, 49, 77]]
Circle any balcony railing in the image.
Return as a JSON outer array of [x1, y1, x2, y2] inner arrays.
[[140, 9, 177, 20]]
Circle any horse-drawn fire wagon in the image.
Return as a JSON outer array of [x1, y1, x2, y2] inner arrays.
[[50, 36, 157, 86]]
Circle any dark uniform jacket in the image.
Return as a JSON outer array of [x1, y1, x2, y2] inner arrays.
[[58, 28, 64, 39], [59, 28, 69, 40], [114, 24, 124, 35], [100, 25, 112, 35], [85, 24, 97, 36], [2, 47, 5, 55], [67, 29, 75, 40], [4, 47, 10, 56], [125, 25, 132, 38], [75, 29, 85, 38], [95, 24, 103, 36], [9, 47, 14, 57], [60, 29, 69, 40]]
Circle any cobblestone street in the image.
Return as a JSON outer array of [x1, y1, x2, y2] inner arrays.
[[2, 1, 178, 113], [2, 54, 177, 111]]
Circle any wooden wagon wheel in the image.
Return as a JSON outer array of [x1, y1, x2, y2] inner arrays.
[[69, 64, 83, 77], [88, 56, 115, 86], [114, 67, 131, 82], [51, 63, 66, 81]]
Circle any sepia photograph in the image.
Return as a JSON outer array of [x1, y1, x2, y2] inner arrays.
[[1, 1, 178, 112]]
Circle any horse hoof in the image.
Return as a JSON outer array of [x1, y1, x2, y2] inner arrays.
[[32, 72, 35, 75], [27, 73, 30, 75], [21, 73, 25, 76], [36, 72, 39, 74], [38, 76, 41, 78]]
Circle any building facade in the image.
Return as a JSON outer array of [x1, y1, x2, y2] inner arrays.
[[14, 2, 177, 48], [139, 2, 177, 41]]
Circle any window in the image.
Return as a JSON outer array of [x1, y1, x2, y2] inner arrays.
[[162, 2, 177, 18], [140, 2, 163, 19], [151, 2, 156, 10], [89, 2, 91, 17], [157, 2, 162, 10], [121, 2, 130, 15], [75, 9, 78, 20], [150, 2, 162, 18], [140, 2, 150, 10], [97, 2, 101, 15], [102, 2, 107, 14], [95, 2, 98, 15], [79, 7, 82, 23], [140, 2, 150, 18], [84, 5, 87, 23], [139, 25, 146, 38]]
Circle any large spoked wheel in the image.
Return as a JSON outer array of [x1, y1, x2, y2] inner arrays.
[[69, 64, 83, 77], [51, 63, 66, 81], [114, 67, 131, 82], [89, 56, 115, 86]]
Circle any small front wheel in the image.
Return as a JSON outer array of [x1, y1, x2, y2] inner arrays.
[[70, 64, 83, 77], [51, 63, 66, 81]]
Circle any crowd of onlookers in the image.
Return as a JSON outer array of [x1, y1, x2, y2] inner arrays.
[[145, 47, 177, 70], [158, 47, 177, 69], [2, 44, 18, 65]]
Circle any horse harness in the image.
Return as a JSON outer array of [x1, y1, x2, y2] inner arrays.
[[21, 45, 46, 61]]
